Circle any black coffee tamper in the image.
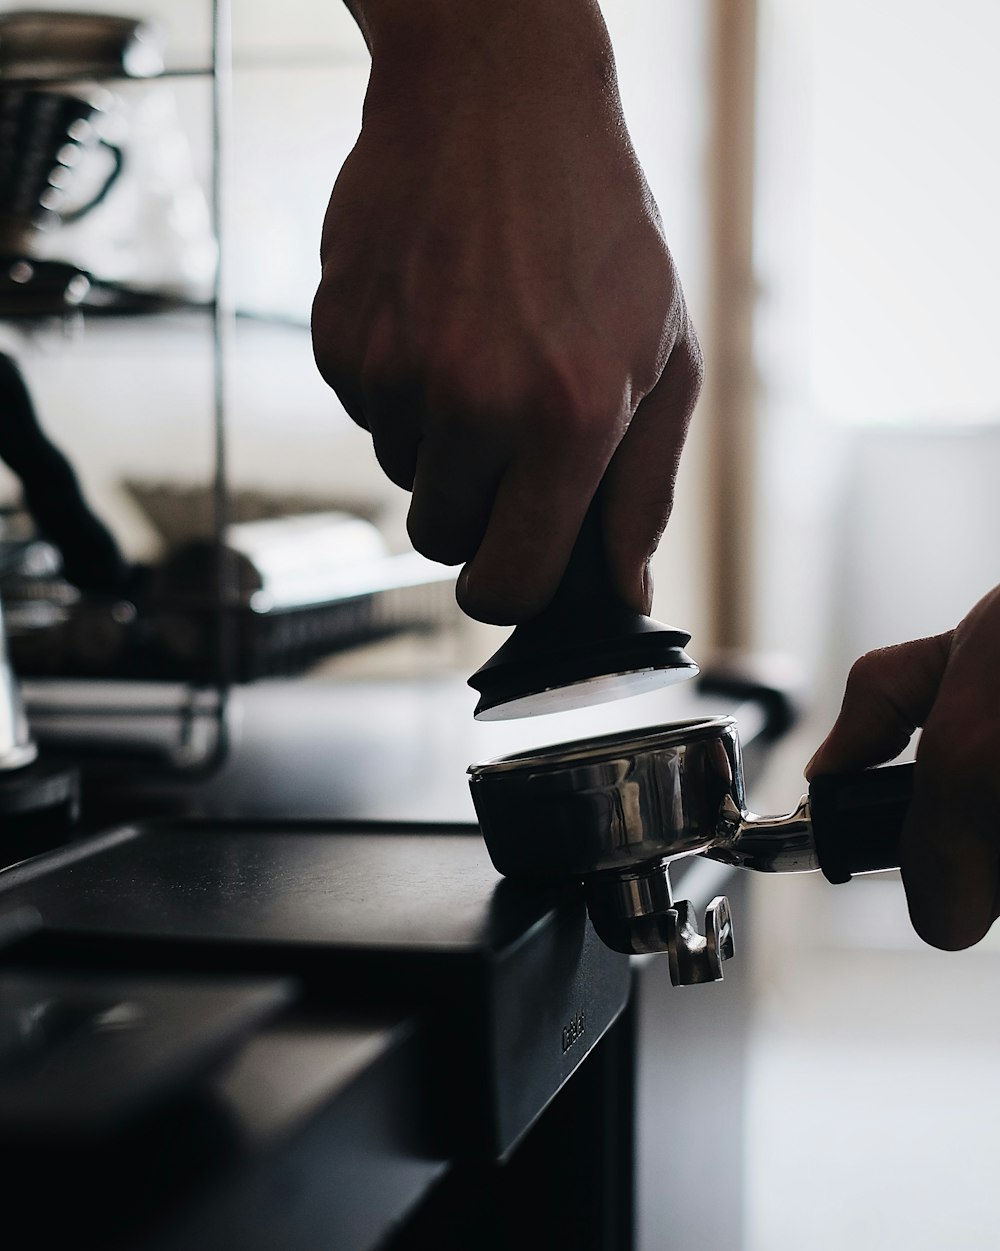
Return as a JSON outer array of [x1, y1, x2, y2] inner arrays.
[[468, 503, 698, 720]]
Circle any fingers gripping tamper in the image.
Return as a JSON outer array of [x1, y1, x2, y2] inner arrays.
[[468, 503, 698, 720]]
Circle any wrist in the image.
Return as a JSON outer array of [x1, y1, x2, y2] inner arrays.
[[347, 0, 617, 100], [347, 0, 606, 46]]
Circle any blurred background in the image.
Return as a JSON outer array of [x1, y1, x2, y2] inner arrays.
[[1, 1, 998, 1247], [748, 4, 1000, 1248]]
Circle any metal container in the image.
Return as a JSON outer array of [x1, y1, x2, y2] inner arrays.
[[469, 715, 912, 983]]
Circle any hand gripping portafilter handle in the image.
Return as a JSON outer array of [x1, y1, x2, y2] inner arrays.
[[809, 761, 915, 884], [468, 500, 697, 719]]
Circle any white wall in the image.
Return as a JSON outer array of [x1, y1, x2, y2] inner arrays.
[[751, 0, 1000, 805]]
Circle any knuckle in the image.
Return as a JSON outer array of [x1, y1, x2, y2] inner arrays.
[[422, 337, 492, 414], [843, 647, 907, 703], [311, 300, 355, 387], [535, 365, 625, 451], [429, 334, 607, 415], [675, 320, 705, 391], [843, 635, 950, 724], [457, 577, 546, 627], [844, 649, 886, 694], [310, 327, 346, 390], [425, 369, 486, 423], [358, 345, 396, 396], [406, 514, 470, 567]]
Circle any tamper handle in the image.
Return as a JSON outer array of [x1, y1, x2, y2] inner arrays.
[[544, 498, 620, 610], [467, 495, 696, 719], [809, 761, 914, 884]]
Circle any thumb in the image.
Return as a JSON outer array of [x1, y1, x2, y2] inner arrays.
[[599, 331, 702, 614], [804, 632, 953, 780]]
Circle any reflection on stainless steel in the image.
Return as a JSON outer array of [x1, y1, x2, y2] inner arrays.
[[0, 598, 37, 772], [20, 680, 226, 774], [707, 794, 820, 874], [148, 512, 458, 681], [582, 857, 734, 983], [469, 714, 903, 984], [468, 718, 747, 982], [0, 12, 217, 314], [468, 718, 746, 879], [0, 12, 164, 82]]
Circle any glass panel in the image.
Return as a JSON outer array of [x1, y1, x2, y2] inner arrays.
[[0, 2, 223, 772], [0, 0, 214, 75]]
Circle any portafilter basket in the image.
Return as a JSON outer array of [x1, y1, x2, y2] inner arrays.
[[468, 716, 913, 985]]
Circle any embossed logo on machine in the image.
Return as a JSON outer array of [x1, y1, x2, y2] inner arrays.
[[561, 1008, 586, 1053]]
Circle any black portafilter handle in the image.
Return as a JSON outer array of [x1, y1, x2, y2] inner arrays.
[[467, 499, 698, 719], [809, 760, 915, 885]]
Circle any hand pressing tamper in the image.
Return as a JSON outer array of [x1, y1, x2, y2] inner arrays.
[[467, 502, 698, 720]]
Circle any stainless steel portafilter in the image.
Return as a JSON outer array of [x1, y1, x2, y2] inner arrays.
[[468, 716, 913, 986]]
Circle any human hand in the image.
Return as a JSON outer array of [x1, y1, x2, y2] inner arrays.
[[312, 0, 702, 625], [805, 583, 1000, 950]]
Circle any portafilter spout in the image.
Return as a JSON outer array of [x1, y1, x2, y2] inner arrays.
[[468, 716, 913, 985]]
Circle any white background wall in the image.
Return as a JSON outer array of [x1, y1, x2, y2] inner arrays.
[[752, 0, 1000, 799], [749, 9, 1000, 1249]]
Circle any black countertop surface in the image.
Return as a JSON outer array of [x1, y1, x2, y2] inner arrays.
[[0, 667, 790, 1250]]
